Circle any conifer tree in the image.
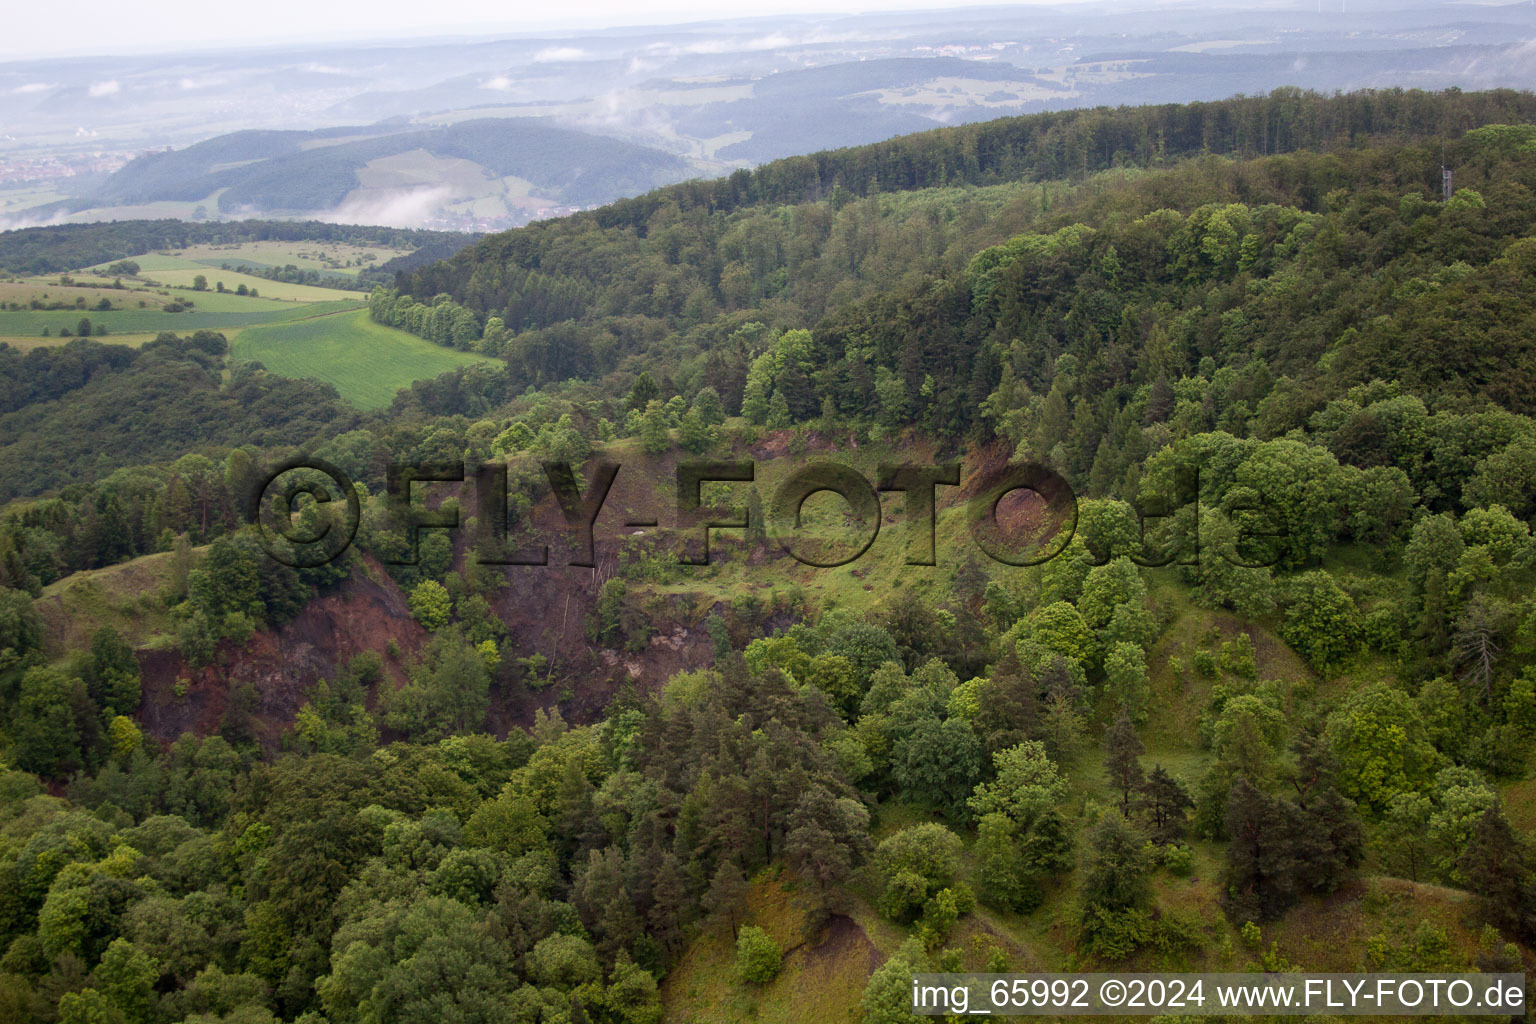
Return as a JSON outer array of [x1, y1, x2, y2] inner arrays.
[[1105, 710, 1145, 818], [1141, 765, 1193, 844]]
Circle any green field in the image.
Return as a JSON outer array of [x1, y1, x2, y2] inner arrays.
[[0, 297, 363, 339], [176, 239, 407, 277], [83, 252, 365, 302], [231, 307, 492, 409], [3, 277, 294, 314]]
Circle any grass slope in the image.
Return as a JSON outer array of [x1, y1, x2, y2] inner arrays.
[[34, 549, 187, 658], [231, 307, 492, 409]]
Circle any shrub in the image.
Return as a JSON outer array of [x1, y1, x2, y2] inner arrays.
[[735, 926, 782, 984]]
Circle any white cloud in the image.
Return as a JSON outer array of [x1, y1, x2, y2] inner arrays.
[[643, 29, 862, 58], [88, 79, 120, 97], [0, 209, 72, 230], [534, 46, 589, 62], [309, 186, 453, 228], [482, 74, 514, 91], [11, 82, 51, 94], [1460, 38, 1536, 84]]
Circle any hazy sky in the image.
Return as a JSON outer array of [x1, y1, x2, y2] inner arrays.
[[3, 0, 1089, 61]]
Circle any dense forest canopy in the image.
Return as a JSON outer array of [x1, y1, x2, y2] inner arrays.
[[0, 88, 1535, 1023]]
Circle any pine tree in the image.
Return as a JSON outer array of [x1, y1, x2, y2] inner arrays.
[[1458, 806, 1535, 939], [1144, 372, 1174, 424], [1140, 765, 1193, 844], [1038, 692, 1085, 767], [1081, 813, 1151, 914], [1021, 807, 1075, 875], [777, 360, 817, 420], [1288, 723, 1335, 809], [702, 860, 749, 939], [1105, 710, 1146, 818], [627, 370, 660, 413], [1293, 785, 1363, 894], [692, 386, 726, 426], [766, 390, 792, 429], [646, 852, 690, 954], [973, 647, 1037, 755], [1077, 813, 1152, 958], [1087, 438, 1118, 496], [1222, 776, 1298, 922], [785, 785, 870, 917], [575, 847, 642, 960]]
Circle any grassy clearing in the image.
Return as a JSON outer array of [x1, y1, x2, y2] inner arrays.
[[614, 432, 978, 623], [661, 869, 877, 1024], [34, 549, 189, 657], [231, 307, 492, 409]]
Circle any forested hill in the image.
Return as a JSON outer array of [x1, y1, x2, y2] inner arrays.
[[0, 220, 474, 278], [407, 86, 1536, 291], [384, 88, 1536, 430], [5, 89, 1536, 1024]]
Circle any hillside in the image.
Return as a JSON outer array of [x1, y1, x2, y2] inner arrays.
[[8, 0, 1536, 234], [42, 120, 700, 229], [0, 219, 473, 278], [0, 88, 1534, 1024]]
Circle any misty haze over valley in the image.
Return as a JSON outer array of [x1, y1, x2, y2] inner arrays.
[[4, 0, 1535, 229]]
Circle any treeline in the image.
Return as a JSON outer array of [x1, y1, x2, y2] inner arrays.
[[361, 237, 484, 288], [0, 443, 280, 596], [367, 287, 484, 351], [364, 122, 1536, 493], [0, 221, 474, 276], [407, 87, 1536, 302], [0, 339, 139, 414], [392, 98, 1536, 419], [234, 264, 357, 291], [0, 332, 358, 501]]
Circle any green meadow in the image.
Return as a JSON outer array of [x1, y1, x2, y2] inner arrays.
[[230, 306, 492, 409], [0, 298, 363, 339], [83, 251, 364, 302]]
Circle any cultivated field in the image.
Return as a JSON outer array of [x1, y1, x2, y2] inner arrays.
[[0, 240, 387, 348], [171, 239, 408, 277], [0, 297, 363, 342], [0, 237, 482, 408], [83, 252, 362, 302], [230, 306, 491, 409]]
